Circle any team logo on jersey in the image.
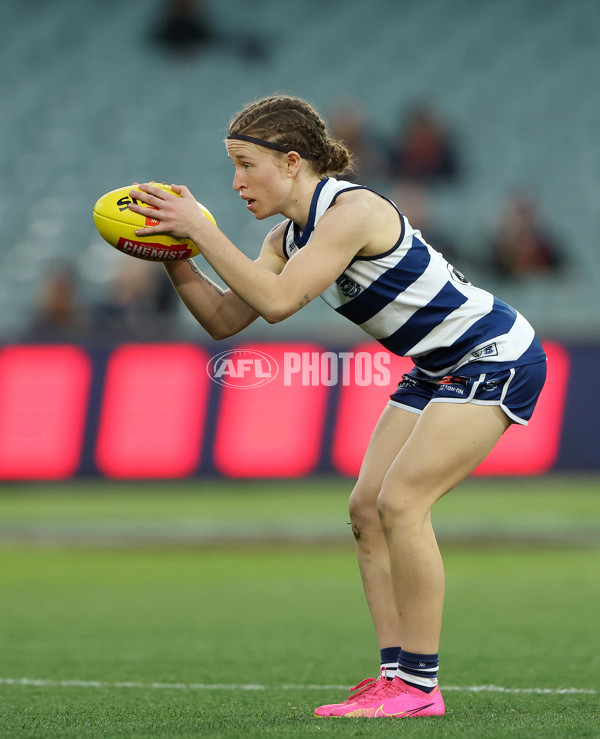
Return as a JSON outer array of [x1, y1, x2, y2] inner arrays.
[[336, 275, 362, 298], [447, 264, 471, 285], [470, 342, 498, 360]]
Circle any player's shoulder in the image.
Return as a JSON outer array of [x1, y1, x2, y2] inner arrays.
[[264, 219, 290, 244], [333, 185, 388, 208], [325, 185, 396, 227], [262, 219, 290, 257], [267, 219, 290, 238]]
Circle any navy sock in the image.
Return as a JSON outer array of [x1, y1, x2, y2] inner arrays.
[[379, 646, 401, 680], [396, 650, 439, 693]]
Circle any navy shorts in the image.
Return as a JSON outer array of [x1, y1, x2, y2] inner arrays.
[[388, 361, 547, 425]]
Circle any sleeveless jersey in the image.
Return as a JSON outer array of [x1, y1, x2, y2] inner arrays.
[[282, 178, 545, 377]]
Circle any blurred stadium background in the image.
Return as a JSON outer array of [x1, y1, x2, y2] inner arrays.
[[0, 0, 598, 483], [0, 0, 598, 478], [2, 0, 600, 337], [1, 3, 599, 735]]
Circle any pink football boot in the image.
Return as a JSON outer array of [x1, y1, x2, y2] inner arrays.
[[314, 667, 392, 717], [327, 676, 445, 718]]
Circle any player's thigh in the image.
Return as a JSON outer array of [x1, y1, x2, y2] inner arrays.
[[380, 401, 511, 515], [349, 404, 420, 514]]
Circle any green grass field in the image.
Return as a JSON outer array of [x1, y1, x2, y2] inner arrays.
[[1, 475, 599, 737]]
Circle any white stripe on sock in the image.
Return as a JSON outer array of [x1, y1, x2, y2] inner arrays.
[[396, 668, 438, 688]]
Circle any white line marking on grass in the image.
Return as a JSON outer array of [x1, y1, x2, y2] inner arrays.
[[0, 678, 595, 695], [443, 685, 597, 695]]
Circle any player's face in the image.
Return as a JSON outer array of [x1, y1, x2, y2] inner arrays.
[[226, 140, 292, 220]]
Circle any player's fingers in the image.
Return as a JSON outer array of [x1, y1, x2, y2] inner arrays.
[[127, 200, 157, 217], [128, 188, 161, 206], [134, 225, 163, 237], [133, 182, 174, 202], [171, 183, 193, 199]]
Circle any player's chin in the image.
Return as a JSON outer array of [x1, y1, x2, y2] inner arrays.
[[250, 206, 276, 221]]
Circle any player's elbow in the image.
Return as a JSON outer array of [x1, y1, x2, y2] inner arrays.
[[263, 310, 285, 324], [204, 321, 243, 340], [262, 303, 296, 324], [209, 326, 234, 340]]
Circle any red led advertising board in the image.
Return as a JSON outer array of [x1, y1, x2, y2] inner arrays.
[[0, 341, 577, 479]]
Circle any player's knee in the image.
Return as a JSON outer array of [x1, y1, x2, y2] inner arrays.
[[348, 482, 381, 531], [376, 481, 422, 531], [376, 488, 402, 530]]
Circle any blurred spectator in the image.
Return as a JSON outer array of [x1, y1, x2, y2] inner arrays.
[[92, 260, 179, 341], [388, 105, 460, 186], [150, 0, 267, 61], [391, 182, 460, 265], [151, 0, 213, 54], [24, 263, 89, 342], [489, 191, 564, 280], [328, 99, 390, 185]]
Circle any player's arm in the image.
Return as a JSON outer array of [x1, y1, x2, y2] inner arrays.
[[129, 184, 373, 323], [163, 223, 288, 339]]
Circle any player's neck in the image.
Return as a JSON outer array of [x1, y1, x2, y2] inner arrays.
[[280, 174, 325, 228]]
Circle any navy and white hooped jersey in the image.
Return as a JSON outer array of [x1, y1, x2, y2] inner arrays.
[[282, 177, 546, 377]]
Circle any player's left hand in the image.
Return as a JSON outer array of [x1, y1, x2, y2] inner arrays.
[[128, 183, 206, 240]]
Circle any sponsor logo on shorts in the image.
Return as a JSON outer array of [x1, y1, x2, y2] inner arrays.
[[397, 373, 421, 390], [481, 378, 502, 391], [437, 375, 469, 395], [439, 385, 465, 395], [438, 375, 469, 387]]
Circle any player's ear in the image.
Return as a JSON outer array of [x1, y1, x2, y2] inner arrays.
[[285, 151, 302, 176]]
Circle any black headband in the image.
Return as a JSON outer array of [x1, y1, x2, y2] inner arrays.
[[226, 133, 317, 160]]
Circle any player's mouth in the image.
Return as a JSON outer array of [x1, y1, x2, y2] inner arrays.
[[243, 197, 256, 211]]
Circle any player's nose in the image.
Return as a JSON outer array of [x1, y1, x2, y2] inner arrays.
[[232, 170, 244, 192]]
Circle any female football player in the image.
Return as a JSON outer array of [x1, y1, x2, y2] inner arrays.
[[127, 94, 546, 719]]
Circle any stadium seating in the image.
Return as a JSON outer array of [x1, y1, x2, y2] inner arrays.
[[0, 0, 598, 341]]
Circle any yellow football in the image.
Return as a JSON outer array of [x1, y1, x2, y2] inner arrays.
[[92, 182, 216, 262]]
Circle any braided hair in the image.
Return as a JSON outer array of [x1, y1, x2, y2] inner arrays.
[[228, 95, 354, 177]]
